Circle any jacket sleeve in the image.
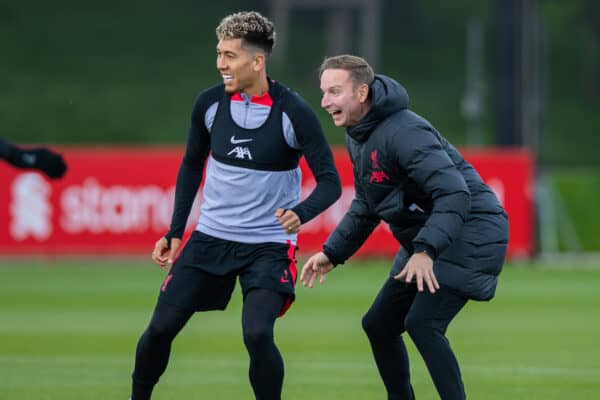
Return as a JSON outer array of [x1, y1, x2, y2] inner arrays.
[[323, 172, 380, 265], [0, 137, 15, 161], [165, 94, 212, 241], [285, 94, 342, 223], [392, 125, 471, 258]]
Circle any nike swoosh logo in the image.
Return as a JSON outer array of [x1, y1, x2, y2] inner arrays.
[[230, 136, 253, 144]]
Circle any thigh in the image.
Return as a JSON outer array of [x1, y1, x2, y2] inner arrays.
[[241, 288, 286, 334], [366, 277, 418, 334], [177, 231, 239, 275], [407, 286, 468, 333], [159, 260, 237, 312], [238, 241, 297, 316], [147, 300, 195, 336]]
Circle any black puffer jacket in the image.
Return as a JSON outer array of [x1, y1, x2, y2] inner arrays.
[[323, 75, 508, 300]]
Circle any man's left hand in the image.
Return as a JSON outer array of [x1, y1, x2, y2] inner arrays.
[[394, 251, 440, 293], [275, 208, 301, 234]]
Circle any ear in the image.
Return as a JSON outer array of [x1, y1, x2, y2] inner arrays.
[[253, 53, 266, 72], [357, 83, 369, 103]]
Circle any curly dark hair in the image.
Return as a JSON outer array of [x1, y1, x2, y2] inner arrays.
[[216, 11, 276, 55]]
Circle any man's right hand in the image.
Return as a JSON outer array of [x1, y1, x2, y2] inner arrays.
[[300, 251, 335, 288], [151, 237, 182, 270]]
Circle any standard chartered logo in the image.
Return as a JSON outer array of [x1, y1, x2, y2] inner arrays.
[[7, 175, 205, 241], [10, 173, 53, 241], [59, 178, 201, 233]]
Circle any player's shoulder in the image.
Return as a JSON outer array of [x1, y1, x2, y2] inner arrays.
[[271, 80, 316, 119], [192, 84, 226, 112]]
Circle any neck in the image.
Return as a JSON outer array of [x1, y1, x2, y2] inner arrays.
[[358, 102, 371, 120], [243, 73, 269, 97], [349, 102, 372, 126]]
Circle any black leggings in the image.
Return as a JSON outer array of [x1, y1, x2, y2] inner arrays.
[[362, 277, 468, 400], [131, 288, 285, 400]]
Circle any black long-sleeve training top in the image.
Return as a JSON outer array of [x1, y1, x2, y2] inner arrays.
[[166, 79, 341, 245]]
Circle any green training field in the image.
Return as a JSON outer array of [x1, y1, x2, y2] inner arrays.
[[1, 259, 599, 399]]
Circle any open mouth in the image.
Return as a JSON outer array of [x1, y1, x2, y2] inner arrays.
[[222, 74, 233, 83]]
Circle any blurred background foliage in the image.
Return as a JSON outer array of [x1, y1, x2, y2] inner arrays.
[[1, 0, 599, 250]]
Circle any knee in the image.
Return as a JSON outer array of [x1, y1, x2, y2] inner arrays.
[[146, 316, 180, 341], [146, 323, 169, 341], [404, 312, 431, 341], [243, 327, 273, 351], [362, 309, 388, 339], [142, 303, 190, 344]]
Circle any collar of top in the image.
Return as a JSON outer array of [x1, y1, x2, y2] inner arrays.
[[230, 77, 275, 107], [231, 91, 273, 107]]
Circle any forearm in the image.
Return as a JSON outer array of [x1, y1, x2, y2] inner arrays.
[[0, 138, 67, 178], [291, 170, 341, 223], [399, 129, 472, 259], [166, 159, 204, 239], [412, 191, 470, 256], [323, 208, 379, 266]]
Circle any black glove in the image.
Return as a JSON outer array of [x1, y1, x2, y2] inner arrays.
[[16, 147, 68, 179]]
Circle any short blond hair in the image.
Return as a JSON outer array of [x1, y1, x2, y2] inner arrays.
[[319, 55, 375, 87], [216, 11, 276, 55]]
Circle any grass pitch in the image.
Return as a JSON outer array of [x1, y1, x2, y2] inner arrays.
[[1, 258, 599, 399]]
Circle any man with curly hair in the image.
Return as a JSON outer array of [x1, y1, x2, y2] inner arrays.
[[129, 11, 341, 400]]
